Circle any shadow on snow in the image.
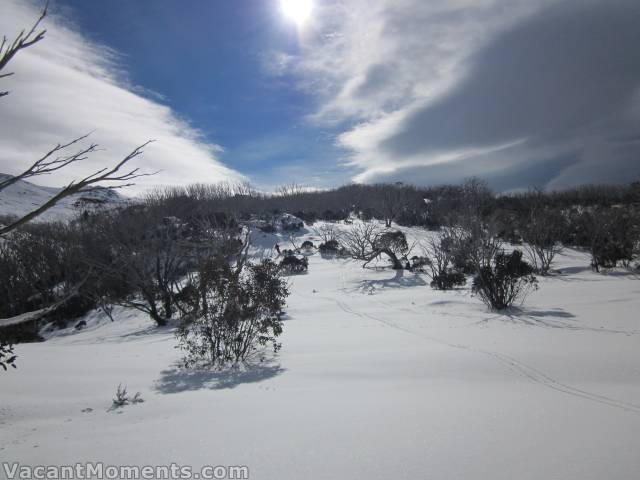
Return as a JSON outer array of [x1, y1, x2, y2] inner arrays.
[[154, 360, 285, 394], [352, 268, 428, 294]]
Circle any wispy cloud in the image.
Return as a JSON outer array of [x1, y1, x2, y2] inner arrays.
[[280, 0, 640, 190], [0, 0, 244, 195]]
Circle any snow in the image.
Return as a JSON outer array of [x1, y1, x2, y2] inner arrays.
[[0, 308, 51, 329], [2, 222, 640, 480], [0, 173, 127, 223]]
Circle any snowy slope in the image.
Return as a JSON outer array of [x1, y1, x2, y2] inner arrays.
[[2, 223, 640, 480], [0, 173, 128, 223]]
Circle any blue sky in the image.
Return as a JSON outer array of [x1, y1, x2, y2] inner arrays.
[[54, 0, 347, 188], [1, 0, 639, 193]]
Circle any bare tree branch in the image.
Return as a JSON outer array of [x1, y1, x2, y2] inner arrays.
[[0, 1, 47, 98], [0, 141, 156, 236], [0, 134, 98, 192]]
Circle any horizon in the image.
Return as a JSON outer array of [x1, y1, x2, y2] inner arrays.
[[3, 169, 640, 200]]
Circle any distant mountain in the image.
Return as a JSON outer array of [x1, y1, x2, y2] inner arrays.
[[0, 173, 129, 223]]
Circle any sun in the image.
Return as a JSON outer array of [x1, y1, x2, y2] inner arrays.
[[280, 0, 314, 27]]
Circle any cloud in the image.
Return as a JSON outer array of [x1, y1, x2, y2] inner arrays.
[[287, 0, 640, 190], [0, 0, 244, 195]]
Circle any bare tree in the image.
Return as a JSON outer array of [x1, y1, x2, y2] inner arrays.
[[342, 222, 382, 260], [379, 183, 410, 227], [342, 222, 408, 269], [85, 212, 190, 326], [275, 182, 306, 198], [521, 204, 565, 275], [421, 235, 452, 278], [86, 211, 247, 327]]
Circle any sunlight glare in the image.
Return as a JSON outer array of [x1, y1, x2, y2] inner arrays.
[[280, 0, 314, 27]]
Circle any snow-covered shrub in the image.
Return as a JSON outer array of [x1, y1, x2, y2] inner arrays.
[[279, 255, 309, 274], [177, 258, 288, 367], [0, 340, 17, 371], [319, 239, 341, 253], [472, 250, 538, 310]]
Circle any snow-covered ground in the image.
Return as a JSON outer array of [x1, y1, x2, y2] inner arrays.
[[2, 223, 640, 480], [0, 173, 127, 222]]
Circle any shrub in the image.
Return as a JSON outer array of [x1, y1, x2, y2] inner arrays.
[[0, 226, 69, 319], [313, 224, 341, 244], [279, 214, 304, 231], [0, 340, 17, 371], [177, 258, 288, 367], [301, 240, 314, 249], [294, 211, 317, 225], [321, 209, 348, 221], [409, 255, 429, 272], [472, 250, 538, 310], [440, 229, 478, 275], [279, 255, 309, 274], [319, 239, 341, 253], [422, 232, 466, 289], [431, 271, 466, 290], [111, 384, 144, 409], [589, 209, 637, 271]]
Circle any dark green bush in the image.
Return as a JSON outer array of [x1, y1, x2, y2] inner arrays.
[[472, 250, 537, 310]]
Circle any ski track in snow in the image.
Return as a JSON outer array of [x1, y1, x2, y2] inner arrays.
[[296, 282, 640, 415]]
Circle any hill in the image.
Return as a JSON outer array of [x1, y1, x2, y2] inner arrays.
[[0, 173, 128, 222]]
